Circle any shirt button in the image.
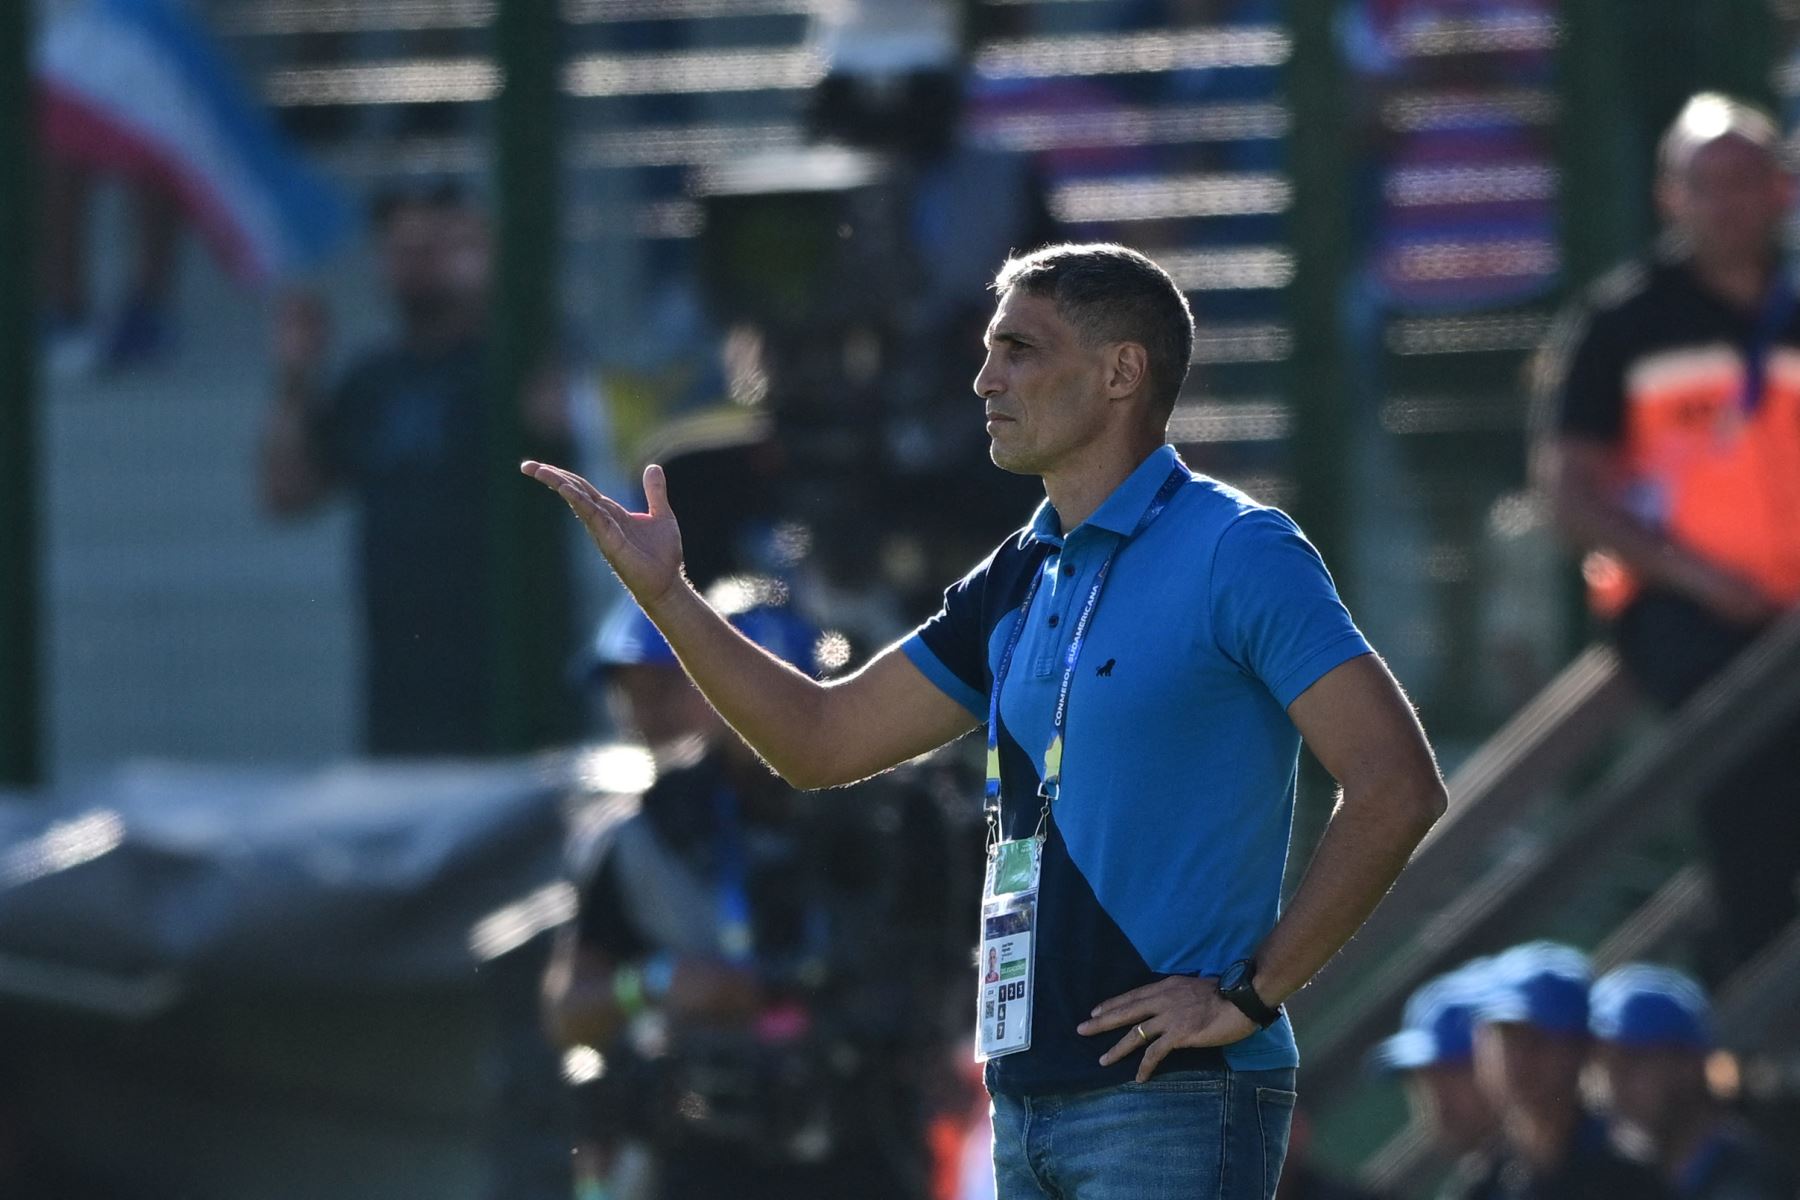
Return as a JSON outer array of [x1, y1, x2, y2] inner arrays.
[[1048, 614, 1060, 627], [1063, 565, 1075, 576]]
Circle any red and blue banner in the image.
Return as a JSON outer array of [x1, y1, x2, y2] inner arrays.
[[35, 0, 348, 284]]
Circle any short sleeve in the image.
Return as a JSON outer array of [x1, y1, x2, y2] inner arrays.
[[899, 550, 999, 718], [1209, 509, 1372, 708], [1539, 300, 1629, 443]]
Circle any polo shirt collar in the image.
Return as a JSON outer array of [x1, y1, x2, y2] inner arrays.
[[1025, 444, 1182, 545]]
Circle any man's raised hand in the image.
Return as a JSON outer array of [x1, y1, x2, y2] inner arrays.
[[521, 461, 685, 611]]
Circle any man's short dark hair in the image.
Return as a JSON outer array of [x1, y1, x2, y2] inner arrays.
[[992, 243, 1195, 420]]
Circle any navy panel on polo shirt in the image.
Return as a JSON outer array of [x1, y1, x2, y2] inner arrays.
[[902, 444, 1372, 1095]]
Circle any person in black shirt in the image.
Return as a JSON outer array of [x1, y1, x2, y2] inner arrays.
[[1591, 964, 1796, 1200], [261, 183, 578, 756], [542, 600, 960, 1200], [1535, 93, 1800, 974], [1471, 943, 1673, 1200]]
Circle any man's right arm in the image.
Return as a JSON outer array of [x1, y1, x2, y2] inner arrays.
[[521, 459, 981, 790], [261, 292, 337, 516], [1539, 435, 1778, 627], [1533, 293, 1780, 629], [648, 582, 980, 789]]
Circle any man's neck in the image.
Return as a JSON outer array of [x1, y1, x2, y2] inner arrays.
[[1690, 250, 1776, 313], [1042, 432, 1165, 535], [1507, 1102, 1581, 1174]]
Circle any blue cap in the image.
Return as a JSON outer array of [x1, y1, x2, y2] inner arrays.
[[586, 597, 819, 678], [1370, 957, 1493, 1072], [1473, 941, 1592, 1036], [1589, 964, 1712, 1051], [589, 601, 679, 671]]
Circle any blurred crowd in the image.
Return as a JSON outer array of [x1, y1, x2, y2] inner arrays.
[[1363, 945, 1796, 1200]]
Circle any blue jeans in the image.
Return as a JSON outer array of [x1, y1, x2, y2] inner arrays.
[[990, 1067, 1296, 1200]]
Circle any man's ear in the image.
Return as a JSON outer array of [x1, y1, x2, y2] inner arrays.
[[1106, 342, 1148, 399]]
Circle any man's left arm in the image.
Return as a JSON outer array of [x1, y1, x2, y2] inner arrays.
[[1081, 653, 1445, 1078], [1248, 652, 1446, 1003]]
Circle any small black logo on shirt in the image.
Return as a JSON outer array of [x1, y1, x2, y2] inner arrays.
[[1096, 658, 1116, 677]]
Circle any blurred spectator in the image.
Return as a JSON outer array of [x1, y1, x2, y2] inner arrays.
[[541, 600, 960, 1200], [1274, 1108, 1392, 1200], [260, 183, 580, 757], [1534, 93, 1800, 976], [34, 0, 347, 375], [1369, 958, 1503, 1198], [1470, 942, 1673, 1199], [1590, 964, 1797, 1200]]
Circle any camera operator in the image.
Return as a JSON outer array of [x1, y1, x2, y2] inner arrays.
[[542, 597, 961, 1200], [692, 29, 1055, 640]]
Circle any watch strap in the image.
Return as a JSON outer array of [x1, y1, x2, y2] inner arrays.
[[1220, 958, 1282, 1030]]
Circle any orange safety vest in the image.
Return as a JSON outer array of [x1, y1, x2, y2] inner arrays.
[[1587, 343, 1800, 616]]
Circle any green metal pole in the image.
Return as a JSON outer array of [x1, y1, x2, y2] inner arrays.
[[489, 0, 570, 753], [1553, 0, 1645, 658], [0, 1, 40, 788], [1696, 0, 1778, 109], [1283, 0, 1353, 581], [1282, 1, 1355, 883], [1558, 0, 1642, 287]]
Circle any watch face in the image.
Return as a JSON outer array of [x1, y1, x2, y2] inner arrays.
[[1220, 960, 1250, 992]]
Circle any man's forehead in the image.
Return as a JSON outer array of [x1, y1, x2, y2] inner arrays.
[[986, 288, 1068, 339]]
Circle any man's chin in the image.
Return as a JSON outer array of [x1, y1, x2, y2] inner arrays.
[[988, 443, 1037, 476]]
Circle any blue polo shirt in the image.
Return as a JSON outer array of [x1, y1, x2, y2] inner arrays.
[[902, 444, 1372, 1095]]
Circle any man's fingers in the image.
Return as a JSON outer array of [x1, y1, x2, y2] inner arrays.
[[523, 461, 636, 526], [1077, 1001, 1159, 1036], [587, 489, 634, 525], [1081, 979, 1179, 1032], [1089, 976, 1181, 1018], [643, 463, 672, 519], [522, 460, 595, 497], [1097, 1023, 1156, 1068], [1136, 1036, 1176, 1083], [521, 461, 582, 496]]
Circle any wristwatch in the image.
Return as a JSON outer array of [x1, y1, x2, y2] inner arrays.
[[1217, 958, 1282, 1029]]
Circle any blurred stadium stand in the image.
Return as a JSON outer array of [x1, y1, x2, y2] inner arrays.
[[31, 0, 1582, 780]]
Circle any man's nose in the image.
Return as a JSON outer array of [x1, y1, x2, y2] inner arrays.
[[974, 356, 1002, 398]]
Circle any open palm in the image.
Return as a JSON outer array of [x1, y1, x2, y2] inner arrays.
[[520, 461, 685, 610]]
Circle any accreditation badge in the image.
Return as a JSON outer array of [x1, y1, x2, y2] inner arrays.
[[976, 837, 1040, 1061]]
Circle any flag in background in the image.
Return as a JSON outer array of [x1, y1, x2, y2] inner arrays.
[[34, 0, 349, 285]]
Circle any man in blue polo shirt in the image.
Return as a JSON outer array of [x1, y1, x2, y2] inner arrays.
[[523, 242, 1447, 1198]]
